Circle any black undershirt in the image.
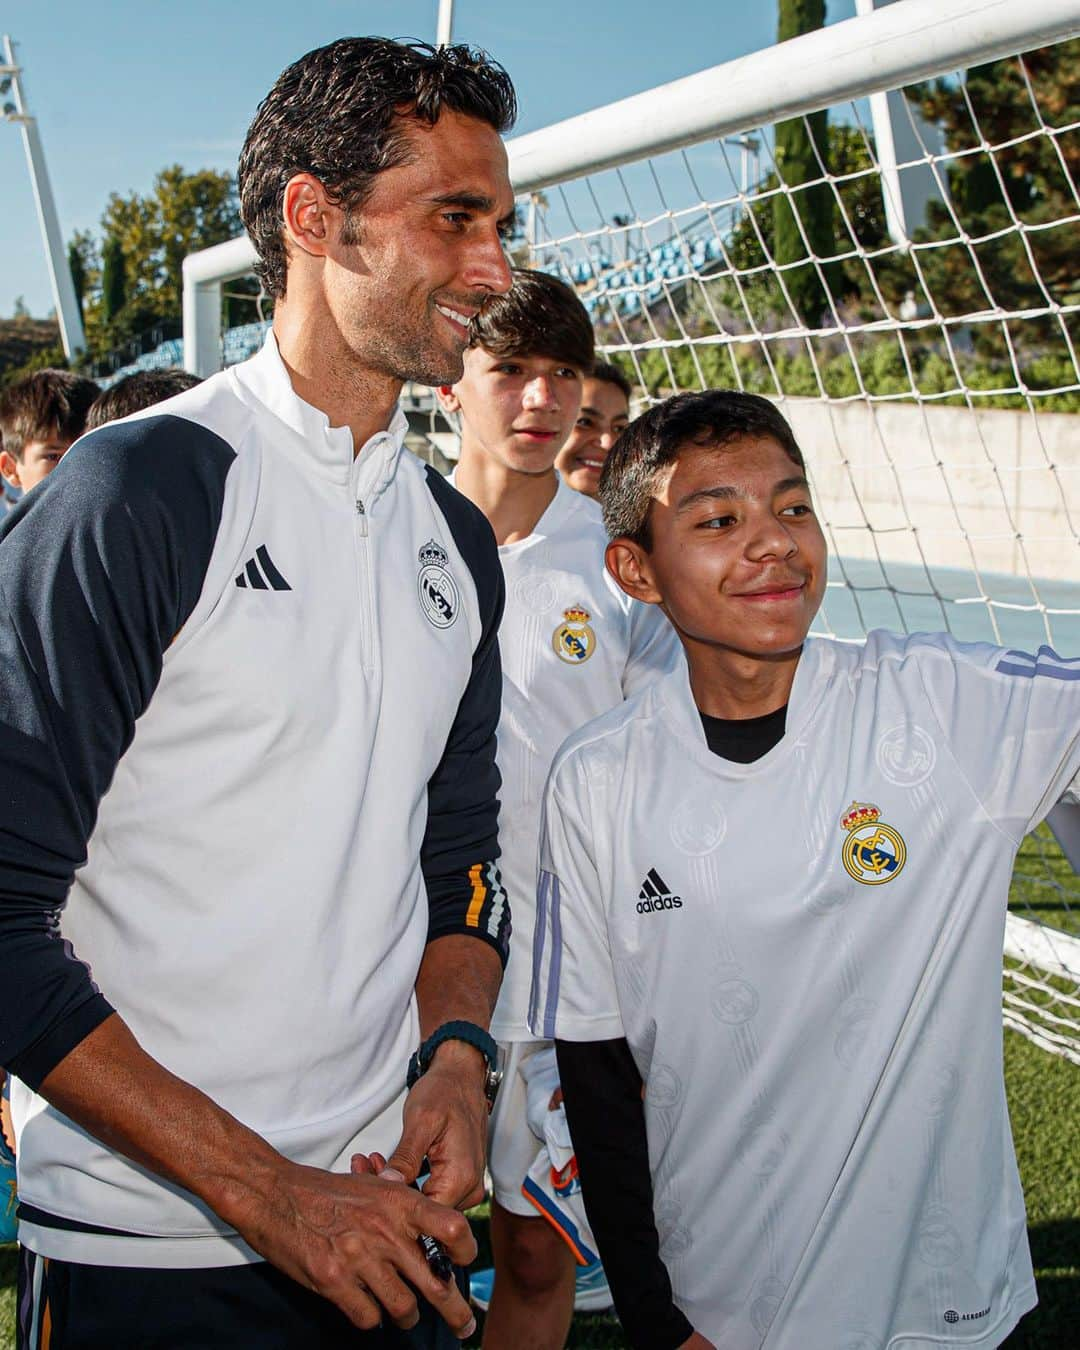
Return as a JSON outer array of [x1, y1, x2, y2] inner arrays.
[[556, 704, 788, 1350]]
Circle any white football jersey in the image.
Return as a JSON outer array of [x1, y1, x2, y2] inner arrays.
[[532, 632, 1080, 1349], [451, 473, 680, 1039]]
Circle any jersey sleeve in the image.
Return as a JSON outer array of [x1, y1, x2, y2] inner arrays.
[[619, 592, 681, 699], [421, 468, 510, 964], [909, 634, 1080, 841], [529, 753, 623, 1041], [0, 416, 235, 1088]]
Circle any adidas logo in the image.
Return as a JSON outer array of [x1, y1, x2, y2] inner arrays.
[[235, 546, 291, 591], [636, 867, 682, 914]]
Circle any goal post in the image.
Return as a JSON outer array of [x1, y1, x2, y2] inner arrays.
[[180, 0, 1080, 1060]]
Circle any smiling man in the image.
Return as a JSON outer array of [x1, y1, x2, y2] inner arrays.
[[532, 390, 1078, 1350], [0, 38, 517, 1349]]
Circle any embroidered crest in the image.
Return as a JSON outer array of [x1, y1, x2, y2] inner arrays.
[[417, 540, 459, 629], [551, 606, 596, 665], [840, 801, 906, 886]]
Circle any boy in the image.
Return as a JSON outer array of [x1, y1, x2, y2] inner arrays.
[[85, 367, 201, 430], [532, 390, 1078, 1350], [552, 360, 632, 499], [440, 269, 679, 1349], [0, 368, 99, 496]]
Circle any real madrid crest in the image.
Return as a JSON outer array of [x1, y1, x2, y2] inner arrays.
[[840, 801, 906, 886], [417, 540, 459, 629], [552, 605, 597, 665]]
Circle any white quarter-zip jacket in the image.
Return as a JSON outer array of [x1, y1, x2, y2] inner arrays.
[[0, 334, 509, 1267], [533, 632, 1080, 1348]]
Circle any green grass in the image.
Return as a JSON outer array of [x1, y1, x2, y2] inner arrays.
[[2, 839, 1076, 1349]]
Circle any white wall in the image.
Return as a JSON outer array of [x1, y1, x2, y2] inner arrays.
[[785, 398, 1079, 583]]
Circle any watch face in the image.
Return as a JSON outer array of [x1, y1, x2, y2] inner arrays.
[[485, 1066, 503, 1111]]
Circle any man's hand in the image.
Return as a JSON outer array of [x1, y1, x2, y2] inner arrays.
[[38, 1016, 479, 1339], [386, 1040, 489, 1209], [227, 1154, 478, 1337]]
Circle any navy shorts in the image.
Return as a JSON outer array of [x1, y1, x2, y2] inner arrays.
[[17, 1247, 469, 1349]]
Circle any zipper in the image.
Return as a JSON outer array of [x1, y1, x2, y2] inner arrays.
[[355, 496, 368, 535], [352, 489, 375, 671]]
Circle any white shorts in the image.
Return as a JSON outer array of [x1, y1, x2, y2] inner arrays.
[[488, 1040, 552, 1218]]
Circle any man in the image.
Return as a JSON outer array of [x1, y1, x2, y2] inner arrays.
[[552, 360, 632, 498], [439, 269, 679, 1349], [0, 368, 100, 497], [532, 390, 1076, 1349], [85, 367, 202, 429], [0, 37, 518, 1348]]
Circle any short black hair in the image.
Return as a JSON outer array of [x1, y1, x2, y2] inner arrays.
[[86, 369, 202, 431], [599, 390, 806, 548], [0, 369, 101, 458], [589, 359, 632, 403], [239, 37, 517, 299], [468, 268, 594, 373]]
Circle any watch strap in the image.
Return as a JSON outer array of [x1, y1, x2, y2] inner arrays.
[[407, 1020, 498, 1089]]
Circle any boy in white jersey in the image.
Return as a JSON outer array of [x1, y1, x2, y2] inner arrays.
[[552, 360, 632, 499], [439, 269, 679, 1349], [531, 390, 1079, 1350]]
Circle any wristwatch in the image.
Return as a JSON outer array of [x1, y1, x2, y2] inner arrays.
[[407, 1020, 502, 1111]]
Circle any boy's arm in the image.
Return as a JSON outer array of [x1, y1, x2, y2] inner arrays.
[[909, 636, 1080, 841], [556, 1037, 696, 1350]]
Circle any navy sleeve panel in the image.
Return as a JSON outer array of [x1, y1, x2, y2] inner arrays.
[[0, 415, 235, 1087], [421, 467, 510, 966], [556, 1038, 694, 1350]]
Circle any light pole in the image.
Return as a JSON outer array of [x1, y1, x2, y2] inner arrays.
[[1, 34, 85, 359], [436, 0, 454, 47]]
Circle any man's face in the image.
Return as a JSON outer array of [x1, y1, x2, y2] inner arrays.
[[0, 435, 72, 493], [553, 377, 630, 497], [451, 346, 585, 476], [323, 110, 516, 387], [616, 436, 827, 662]]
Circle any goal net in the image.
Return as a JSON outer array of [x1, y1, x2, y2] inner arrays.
[[182, 1, 1080, 1061], [518, 26, 1080, 1061]]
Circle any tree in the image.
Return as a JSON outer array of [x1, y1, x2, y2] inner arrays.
[[773, 0, 834, 327], [83, 166, 244, 361], [877, 40, 1080, 364], [101, 234, 127, 325]]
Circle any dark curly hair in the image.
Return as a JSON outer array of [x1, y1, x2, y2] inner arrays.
[[238, 37, 517, 299], [599, 390, 806, 548]]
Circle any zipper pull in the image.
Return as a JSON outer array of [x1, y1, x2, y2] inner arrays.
[[355, 496, 368, 535]]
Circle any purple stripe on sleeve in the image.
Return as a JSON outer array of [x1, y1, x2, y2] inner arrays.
[[530, 869, 550, 1033], [542, 874, 564, 1040]]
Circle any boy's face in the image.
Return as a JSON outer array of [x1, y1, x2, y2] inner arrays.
[[553, 377, 630, 497], [608, 435, 827, 662], [0, 434, 72, 493], [447, 345, 585, 475]]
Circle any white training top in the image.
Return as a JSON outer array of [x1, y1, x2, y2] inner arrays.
[[532, 631, 1080, 1349], [449, 473, 680, 1039]]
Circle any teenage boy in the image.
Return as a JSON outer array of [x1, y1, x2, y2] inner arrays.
[[440, 269, 679, 1350], [0, 368, 100, 497], [531, 390, 1078, 1350], [552, 360, 632, 499]]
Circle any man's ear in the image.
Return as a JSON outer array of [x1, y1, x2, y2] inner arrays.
[[435, 385, 462, 415], [605, 537, 663, 606], [281, 173, 342, 262], [0, 449, 22, 489]]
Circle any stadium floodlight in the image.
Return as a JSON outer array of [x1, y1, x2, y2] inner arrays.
[[1, 35, 85, 359]]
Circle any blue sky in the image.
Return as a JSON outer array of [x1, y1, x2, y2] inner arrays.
[[0, 0, 856, 318]]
